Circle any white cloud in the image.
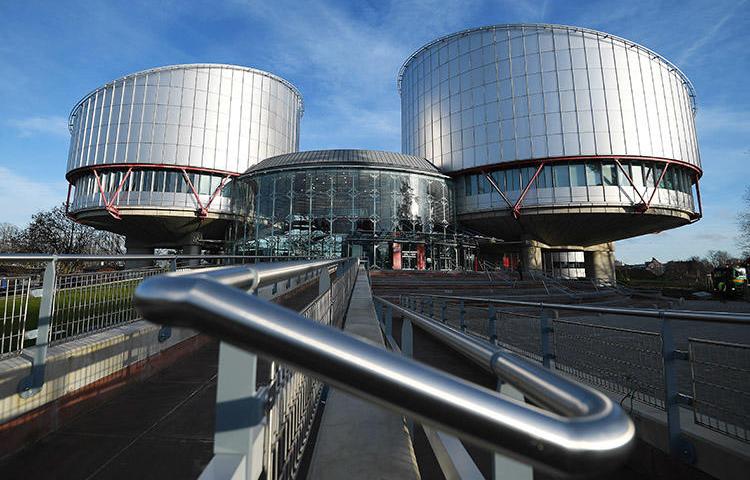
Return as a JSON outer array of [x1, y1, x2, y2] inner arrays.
[[7, 115, 69, 138], [697, 106, 750, 134], [0, 167, 66, 226], [232, 0, 480, 149], [676, 0, 745, 66]]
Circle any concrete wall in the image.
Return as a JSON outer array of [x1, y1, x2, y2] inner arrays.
[[0, 321, 197, 427]]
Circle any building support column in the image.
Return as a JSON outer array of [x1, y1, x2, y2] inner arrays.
[[584, 242, 616, 284], [521, 238, 543, 274], [125, 238, 154, 268]]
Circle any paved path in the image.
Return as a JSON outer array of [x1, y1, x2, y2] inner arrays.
[[307, 266, 420, 480]]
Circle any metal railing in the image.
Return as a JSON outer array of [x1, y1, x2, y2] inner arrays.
[[0, 253, 324, 399], [263, 260, 358, 480], [400, 293, 750, 460], [0, 276, 32, 357], [0, 254, 314, 358], [134, 262, 635, 477]]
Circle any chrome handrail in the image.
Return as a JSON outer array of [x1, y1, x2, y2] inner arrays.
[[134, 263, 635, 475], [415, 293, 750, 325], [0, 254, 317, 262]]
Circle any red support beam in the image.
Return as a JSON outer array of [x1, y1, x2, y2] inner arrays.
[[107, 167, 133, 210], [203, 175, 232, 214], [693, 175, 704, 221], [513, 162, 545, 218], [613, 158, 648, 206], [181, 168, 207, 217], [65, 183, 73, 216], [92, 169, 121, 220], [482, 171, 515, 211], [644, 163, 670, 211]]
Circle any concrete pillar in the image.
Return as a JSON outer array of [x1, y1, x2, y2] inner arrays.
[[521, 239, 543, 273], [584, 242, 616, 284], [125, 239, 154, 268], [183, 244, 201, 267]]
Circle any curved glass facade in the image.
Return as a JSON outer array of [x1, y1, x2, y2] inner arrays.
[[399, 25, 700, 172], [457, 159, 696, 216], [69, 168, 237, 215], [232, 166, 454, 261]]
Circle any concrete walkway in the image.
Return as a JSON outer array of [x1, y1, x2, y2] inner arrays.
[[307, 266, 421, 480]]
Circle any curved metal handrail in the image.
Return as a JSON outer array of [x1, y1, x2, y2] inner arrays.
[[133, 263, 634, 475]]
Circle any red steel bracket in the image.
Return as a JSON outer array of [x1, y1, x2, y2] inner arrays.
[[483, 171, 515, 212], [181, 169, 232, 218], [92, 167, 133, 220], [513, 162, 545, 218]]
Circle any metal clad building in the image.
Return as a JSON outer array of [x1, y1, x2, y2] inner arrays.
[[65, 64, 303, 251], [398, 24, 702, 250]]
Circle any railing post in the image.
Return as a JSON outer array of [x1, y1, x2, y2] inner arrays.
[[18, 259, 56, 397], [440, 300, 447, 323], [661, 317, 695, 463], [494, 378, 534, 480], [319, 266, 331, 295], [402, 317, 413, 358], [375, 301, 384, 325], [429, 297, 434, 319], [540, 309, 557, 369], [420, 297, 425, 314], [385, 304, 393, 339], [460, 300, 466, 332], [212, 343, 264, 479], [488, 305, 497, 344], [401, 316, 414, 435]]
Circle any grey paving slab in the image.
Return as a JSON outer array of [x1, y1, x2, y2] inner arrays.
[[307, 266, 421, 480]]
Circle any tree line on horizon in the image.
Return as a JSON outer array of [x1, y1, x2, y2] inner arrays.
[[0, 204, 124, 255]]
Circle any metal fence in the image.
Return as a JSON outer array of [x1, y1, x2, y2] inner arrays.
[[263, 262, 357, 480], [0, 254, 312, 358], [689, 338, 750, 442], [399, 293, 750, 456], [554, 319, 665, 409], [0, 276, 32, 357], [50, 266, 166, 343]]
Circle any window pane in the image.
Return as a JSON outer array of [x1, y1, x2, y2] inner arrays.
[[570, 163, 586, 186], [616, 162, 631, 186], [144, 171, 154, 191], [176, 172, 185, 193], [491, 170, 505, 191], [509, 169, 520, 191], [553, 164, 570, 187], [586, 163, 602, 186], [602, 163, 617, 186], [643, 163, 655, 187], [465, 175, 475, 195], [154, 171, 166, 191], [199, 174, 212, 195], [164, 172, 176, 192]]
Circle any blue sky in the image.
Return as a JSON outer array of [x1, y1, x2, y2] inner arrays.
[[0, 0, 747, 263]]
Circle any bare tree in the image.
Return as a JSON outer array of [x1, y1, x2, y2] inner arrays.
[[705, 250, 734, 267], [0, 222, 22, 253], [739, 187, 750, 257], [15, 204, 124, 255]]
